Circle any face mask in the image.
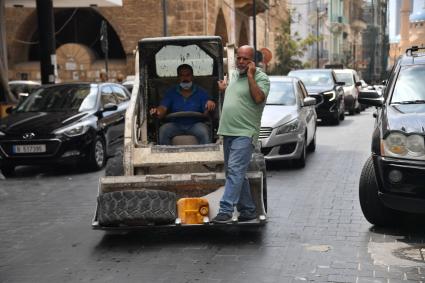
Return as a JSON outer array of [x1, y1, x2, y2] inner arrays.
[[180, 82, 193, 89]]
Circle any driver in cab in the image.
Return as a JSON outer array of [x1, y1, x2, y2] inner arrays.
[[150, 64, 216, 145]]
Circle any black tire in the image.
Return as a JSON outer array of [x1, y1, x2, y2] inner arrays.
[[359, 156, 400, 226], [292, 142, 306, 168], [1, 165, 15, 177], [339, 109, 345, 121], [105, 148, 124, 176], [86, 136, 106, 171], [97, 189, 177, 226], [307, 131, 316, 153], [349, 109, 355, 115]]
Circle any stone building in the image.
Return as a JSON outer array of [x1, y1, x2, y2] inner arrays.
[[389, 0, 425, 67], [4, 0, 287, 82]]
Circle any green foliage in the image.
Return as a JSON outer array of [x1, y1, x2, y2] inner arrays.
[[272, 10, 322, 75]]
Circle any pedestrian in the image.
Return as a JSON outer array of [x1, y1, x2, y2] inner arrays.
[[212, 45, 270, 223], [99, 70, 108, 82]]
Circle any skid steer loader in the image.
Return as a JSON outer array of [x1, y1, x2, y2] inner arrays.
[[92, 36, 267, 229]]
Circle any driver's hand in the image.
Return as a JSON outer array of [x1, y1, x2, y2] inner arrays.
[[205, 100, 216, 112], [218, 76, 227, 92], [149, 107, 158, 116]]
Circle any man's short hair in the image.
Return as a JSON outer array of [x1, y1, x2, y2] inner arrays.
[[177, 64, 193, 76]]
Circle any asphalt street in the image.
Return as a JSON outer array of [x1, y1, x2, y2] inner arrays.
[[1, 108, 425, 283]]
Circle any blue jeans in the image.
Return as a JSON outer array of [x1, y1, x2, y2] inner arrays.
[[218, 136, 256, 217], [159, 122, 210, 145]]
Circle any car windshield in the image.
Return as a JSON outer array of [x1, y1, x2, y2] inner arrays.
[[335, 73, 354, 86], [391, 65, 425, 104], [266, 81, 296, 105], [289, 71, 333, 87], [15, 85, 98, 112]]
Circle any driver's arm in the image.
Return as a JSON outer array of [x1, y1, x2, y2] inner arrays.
[[150, 105, 167, 119], [204, 100, 216, 115]]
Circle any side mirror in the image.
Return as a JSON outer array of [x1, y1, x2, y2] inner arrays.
[[358, 90, 383, 107], [337, 81, 345, 86], [381, 80, 388, 85], [103, 103, 118, 112], [303, 97, 316, 107], [355, 81, 362, 87]]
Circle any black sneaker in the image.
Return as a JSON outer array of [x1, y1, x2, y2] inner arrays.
[[212, 213, 233, 223], [237, 215, 257, 222]]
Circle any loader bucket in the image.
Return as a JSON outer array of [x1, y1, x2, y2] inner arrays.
[[92, 171, 266, 229]]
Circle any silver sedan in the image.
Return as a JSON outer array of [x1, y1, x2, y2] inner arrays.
[[260, 76, 317, 168]]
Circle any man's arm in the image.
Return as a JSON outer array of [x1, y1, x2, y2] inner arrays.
[[247, 62, 266, 104], [149, 105, 167, 119]]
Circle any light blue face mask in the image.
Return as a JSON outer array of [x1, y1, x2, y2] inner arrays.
[[180, 82, 193, 90]]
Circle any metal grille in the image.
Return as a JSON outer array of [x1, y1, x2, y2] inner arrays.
[[259, 127, 273, 139]]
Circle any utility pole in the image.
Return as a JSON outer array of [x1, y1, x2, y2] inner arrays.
[[253, 0, 257, 65], [162, 0, 168, 36], [100, 20, 109, 78], [36, 0, 56, 84], [316, 7, 320, 68]]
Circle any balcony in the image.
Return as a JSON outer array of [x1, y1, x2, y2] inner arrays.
[[235, 0, 269, 15]]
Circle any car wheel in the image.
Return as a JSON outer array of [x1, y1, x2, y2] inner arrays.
[[97, 189, 177, 226], [1, 165, 15, 177], [307, 131, 316, 152], [292, 141, 306, 168], [339, 109, 345, 121], [359, 156, 401, 226], [86, 136, 106, 171], [349, 109, 355, 115], [105, 148, 124, 176], [333, 112, 340, 125]]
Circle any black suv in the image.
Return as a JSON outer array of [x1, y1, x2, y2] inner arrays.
[[288, 69, 345, 125], [358, 46, 425, 226]]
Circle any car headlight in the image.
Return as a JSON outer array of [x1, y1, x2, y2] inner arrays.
[[275, 119, 299, 135], [323, 90, 336, 101], [382, 132, 425, 159], [54, 123, 90, 137]]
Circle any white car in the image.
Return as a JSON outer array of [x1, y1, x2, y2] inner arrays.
[[259, 76, 317, 168], [334, 69, 362, 115]]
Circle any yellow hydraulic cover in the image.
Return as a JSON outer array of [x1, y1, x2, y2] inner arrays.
[[177, 198, 209, 224]]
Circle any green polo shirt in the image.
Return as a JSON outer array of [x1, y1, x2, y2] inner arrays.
[[218, 68, 270, 140]]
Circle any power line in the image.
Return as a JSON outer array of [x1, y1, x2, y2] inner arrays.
[[13, 8, 79, 45]]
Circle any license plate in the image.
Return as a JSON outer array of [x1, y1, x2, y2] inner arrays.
[[13, 144, 46, 153]]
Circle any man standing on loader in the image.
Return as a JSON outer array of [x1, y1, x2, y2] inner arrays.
[[212, 45, 270, 223]]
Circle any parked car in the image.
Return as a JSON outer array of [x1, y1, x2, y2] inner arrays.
[[359, 79, 368, 89], [334, 69, 362, 115], [0, 82, 130, 177], [122, 79, 134, 93], [288, 69, 345, 125], [8, 80, 41, 102], [259, 76, 317, 168], [358, 46, 425, 226]]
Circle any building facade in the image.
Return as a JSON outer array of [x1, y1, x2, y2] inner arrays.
[[289, 0, 366, 70], [389, 0, 425, 67], [4, 0, 287, 82]]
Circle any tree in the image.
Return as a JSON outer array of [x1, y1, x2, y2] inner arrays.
[[272, 10, 321, 75]]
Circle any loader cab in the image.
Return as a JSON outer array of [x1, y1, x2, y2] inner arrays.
[[138, 36, 224, 145]]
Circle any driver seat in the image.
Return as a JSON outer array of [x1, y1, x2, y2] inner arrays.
[[171, 135, 199, 145]]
